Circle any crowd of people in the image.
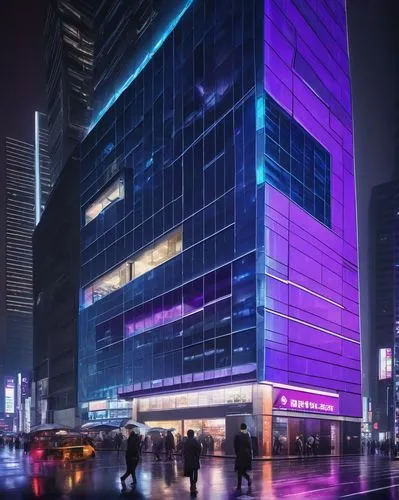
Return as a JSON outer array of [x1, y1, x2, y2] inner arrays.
[[0, 433, 30, 453], [294, 433, 321, 456], [362, 438, 397, 456], [120, 422, 253, 496]]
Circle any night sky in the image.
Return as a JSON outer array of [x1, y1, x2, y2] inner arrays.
[[0, 0, 46, 145]]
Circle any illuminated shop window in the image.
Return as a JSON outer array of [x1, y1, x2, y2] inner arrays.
[[82, 227, 182, 307], [85, 177, 125, 224], [138, 385, 252, 412]]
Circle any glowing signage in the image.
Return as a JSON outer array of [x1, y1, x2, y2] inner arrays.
[[273, 387, 339, 415], [88, 400, 107, 412], [379, 348, 392, 380], [21, 374, 29, 399], [4, 377, 15, 415]]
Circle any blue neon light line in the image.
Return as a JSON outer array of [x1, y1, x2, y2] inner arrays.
[[88, 0, 194, 133]]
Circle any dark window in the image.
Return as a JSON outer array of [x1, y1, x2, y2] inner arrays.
[[95, 315, 123, 349], [232, 328, 256, 366], [232, 252, 256, 331], [264, 93, 331, 227]]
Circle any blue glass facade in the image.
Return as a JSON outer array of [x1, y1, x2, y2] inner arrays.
[[79, 0, 263, 404]]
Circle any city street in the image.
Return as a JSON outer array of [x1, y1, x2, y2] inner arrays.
[[0, 449, 399, 499]]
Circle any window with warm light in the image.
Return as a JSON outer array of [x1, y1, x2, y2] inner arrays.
[[82, 227, 182, 307], [85, 177, 124, 224]]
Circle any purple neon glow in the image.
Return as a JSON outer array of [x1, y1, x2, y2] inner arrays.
[[265, 272, 344, 308], [264, 0, 361, 418], [273, 387, 339, 415]]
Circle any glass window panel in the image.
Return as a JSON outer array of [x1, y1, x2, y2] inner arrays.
[[85, 177, 125, 224], [215, 264, 231, 299], [216, 335, 231, 368], [232, 328, 256, 366], [183, 311, 203, 347], [264, 93, 331, 227], [183, 277, 203, 314], [204, 270, 215, 304], [183, 343, 204, 375], [203, 303, 215, 340], [215, 297, 231, 337], [82, 227, 182, 307], [204, 339, 215, 371], [232, 252, 256, 331], [96, 315, 123, 349]]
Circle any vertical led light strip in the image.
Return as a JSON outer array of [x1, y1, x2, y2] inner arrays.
[[34, 111, 41, 226]]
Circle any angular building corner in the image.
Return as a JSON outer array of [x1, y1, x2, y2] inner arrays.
[[78, 0, 361, 455]]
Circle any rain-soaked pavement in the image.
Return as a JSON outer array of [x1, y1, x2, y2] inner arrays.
[[1, 447, 399, 499]]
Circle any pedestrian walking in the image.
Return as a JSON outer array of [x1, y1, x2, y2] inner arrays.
[[306, 435, 314, 456], [165, 430, 175, 461], [295, 435, 304, 457], [314, 434, 320, 455], [115, 432, 123, 453], [120, 427, 141, 489], [234, 423, 252, 494], [153, 434, 163, 461], [183, 429, 201, 495]]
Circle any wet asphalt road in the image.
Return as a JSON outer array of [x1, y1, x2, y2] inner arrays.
[[1, 448, 399, 499]]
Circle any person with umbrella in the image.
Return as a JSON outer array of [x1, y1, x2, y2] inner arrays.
[[120, 425, 141, 489], [183, 429, 202, 495]]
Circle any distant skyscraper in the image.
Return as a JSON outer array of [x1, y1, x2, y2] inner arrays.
[[35, 112, 51, 225], [4, 138, 35, 377], [44, 0, 95, 186], [369, 181, 399, 439]]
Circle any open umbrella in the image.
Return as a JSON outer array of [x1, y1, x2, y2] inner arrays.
[[148, 427, 175, 434], [30, 424, 72, 433], [81, 422, 119, 432], [121, 420, 151, 432]]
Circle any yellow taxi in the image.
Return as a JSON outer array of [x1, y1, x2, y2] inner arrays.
[[30, 431, 95, 462]]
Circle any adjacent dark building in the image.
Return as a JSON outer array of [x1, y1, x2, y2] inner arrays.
[[44, 0, 95, 186], [33, 152, 80, 427], [369, 181, 399, 440]]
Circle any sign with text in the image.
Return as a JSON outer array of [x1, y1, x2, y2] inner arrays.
[[273, 387, 339, 415], [4, 377, 15, 415], [88, 400, 107, 412], [21, 374, 30, 399], [379, 348, 392, 380]]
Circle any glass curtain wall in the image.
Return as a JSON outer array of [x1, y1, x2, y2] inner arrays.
[[79, 0, 263, 404]]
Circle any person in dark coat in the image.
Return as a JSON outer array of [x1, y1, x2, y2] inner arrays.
[[234, 423, 252, 493], [183, 429, 201, 495], [120, 428, 141, 489], [165, 430, 175, 461]]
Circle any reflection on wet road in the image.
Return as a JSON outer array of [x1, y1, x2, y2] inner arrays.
[[1, 448, 399, 499]]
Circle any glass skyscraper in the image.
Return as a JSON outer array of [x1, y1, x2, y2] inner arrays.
[[44, 0, 95, 187], [3, 138, 35, 381], [79, 0, 361, 454]]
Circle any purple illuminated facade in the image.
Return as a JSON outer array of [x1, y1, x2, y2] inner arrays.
[[262, 0, 361, 417]]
